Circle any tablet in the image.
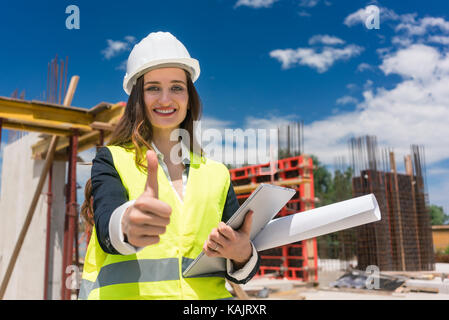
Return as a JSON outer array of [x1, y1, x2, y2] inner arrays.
[[182, 183, 296, 278]]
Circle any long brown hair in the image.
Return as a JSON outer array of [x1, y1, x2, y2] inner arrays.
[[108, 69, 203, 172], [80, 178, 94, 227]]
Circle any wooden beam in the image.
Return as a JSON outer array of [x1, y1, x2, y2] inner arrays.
[[93, 103, 125, 123], [0, 119, 72, 136], [404, 154, 422, 268], [227, 281, 250, 300], [90, 121, 116, 132], [389, 151, 406, 271], [0, 95, 92, 126]]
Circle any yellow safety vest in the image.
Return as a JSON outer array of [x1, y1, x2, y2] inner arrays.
[[79, 145, 233, 300]]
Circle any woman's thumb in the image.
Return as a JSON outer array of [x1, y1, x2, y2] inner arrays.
[[145, 150, 159, 198]]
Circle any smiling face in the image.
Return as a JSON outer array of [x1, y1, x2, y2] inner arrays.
[[143, 67, 189, 134]]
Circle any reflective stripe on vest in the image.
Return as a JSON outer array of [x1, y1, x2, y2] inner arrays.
[[80, 145, 232, 300]]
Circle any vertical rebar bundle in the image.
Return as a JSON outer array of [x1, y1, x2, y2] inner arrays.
[[350, 136, 434, 271], [277, 121, 304, 158], [46, 55, 68, 104]]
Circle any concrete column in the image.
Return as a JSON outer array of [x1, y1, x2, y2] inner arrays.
[[0, 133, 66, 299]]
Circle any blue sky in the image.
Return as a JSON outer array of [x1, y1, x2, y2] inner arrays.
[[1, 0, 449, 214]]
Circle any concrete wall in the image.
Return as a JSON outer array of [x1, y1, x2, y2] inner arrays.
[[0, 133, 66, 300]]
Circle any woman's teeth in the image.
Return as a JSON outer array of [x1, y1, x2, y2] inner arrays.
[[154, 109, 176, 114]]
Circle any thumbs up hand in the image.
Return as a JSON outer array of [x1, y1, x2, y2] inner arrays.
[[203, 210, 254, 270], [121, 150, 172, 248]]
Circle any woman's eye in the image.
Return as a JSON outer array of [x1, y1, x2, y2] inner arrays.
[[172, 86, 184, 92], [146, 86, 159, 91]]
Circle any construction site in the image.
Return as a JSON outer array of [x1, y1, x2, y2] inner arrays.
[[0, 56, 448, 301]]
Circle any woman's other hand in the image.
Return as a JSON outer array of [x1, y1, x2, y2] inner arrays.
[[203, 210, 254, 270], [122, 150, 172, 247]]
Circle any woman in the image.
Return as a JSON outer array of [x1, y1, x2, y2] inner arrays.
[[79, 31, 260, 300]]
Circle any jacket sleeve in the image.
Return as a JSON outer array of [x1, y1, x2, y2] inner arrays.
[[91, 147, 129, 254], [221, 182, 261, 284]]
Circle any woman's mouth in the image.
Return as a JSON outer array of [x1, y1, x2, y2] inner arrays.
[[153, 108, 176, 116]]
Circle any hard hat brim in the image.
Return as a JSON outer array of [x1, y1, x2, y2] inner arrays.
[[123, 58, 200, 95]]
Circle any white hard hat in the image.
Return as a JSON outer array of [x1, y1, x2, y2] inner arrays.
[[123, 31, 200, 95]]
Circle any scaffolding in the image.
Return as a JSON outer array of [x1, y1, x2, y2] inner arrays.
[[350, 136, 434, 271], [0, 72, 125, 299]]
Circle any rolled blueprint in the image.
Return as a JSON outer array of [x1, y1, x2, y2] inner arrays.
[[253, 193, 381, 251]]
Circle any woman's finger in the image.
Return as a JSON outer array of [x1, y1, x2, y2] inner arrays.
[[217, 222, 236, 241], [132, 223, 167, 237], [207, 239, 221, 252], [204, 240, 221, 257], [130, 211, 170, 227], [134, 196, 172, 218], [209, 228, 229, 247]]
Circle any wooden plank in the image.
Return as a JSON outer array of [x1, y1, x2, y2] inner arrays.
[[227, 281, 250, 300], [390, 151, 406, 271], [0, 95, 92, 126], [90, 121, 116, 132], [405, 154, 422, 268]]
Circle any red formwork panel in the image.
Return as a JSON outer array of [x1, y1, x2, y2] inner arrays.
[[229, 155, 318, 282]]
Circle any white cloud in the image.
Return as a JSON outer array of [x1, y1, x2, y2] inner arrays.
[[124, 35, 137, 44], [258, 38, 449, 211], [428, 166, 449, 176], [298, 10, 311, 17], [346, 83, 357, 90], [396, 17, 449, 36], [101, 36, 136, 60], [343, 8, 367, 27], [101, 40, 129, 59], [357, 62, 374, 72], [336, 95, 358, 105], [298, 0, 319, 7], [308, 34, 345, 45], [270, 44, 363, 73], [428, 35, 449, 45], [391, 36, 414, 47], [379, 44, 449, 82], [116, 60, 127, 71], [303, 43, 449, 167], [234, 0, 278, 9]]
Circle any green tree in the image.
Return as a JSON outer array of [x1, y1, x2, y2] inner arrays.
[[310, 155, 333, 207], [310, 155, 353, 207], [429, 205, 449, 225], [332, 167, 353, 202]]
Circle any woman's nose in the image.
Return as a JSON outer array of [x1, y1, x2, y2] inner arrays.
[[158, 89, 173, 105]]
